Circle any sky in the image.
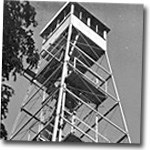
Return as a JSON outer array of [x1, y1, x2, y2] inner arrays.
[[4, 1, 143, 143]]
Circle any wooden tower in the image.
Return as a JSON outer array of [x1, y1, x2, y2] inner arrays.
[[10, 2, 131, 143]]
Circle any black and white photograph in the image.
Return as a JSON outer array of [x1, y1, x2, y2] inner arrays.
[[0, 0, 144, 145]]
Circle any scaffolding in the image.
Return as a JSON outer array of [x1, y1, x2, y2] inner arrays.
[[9, 2, 131, 143]]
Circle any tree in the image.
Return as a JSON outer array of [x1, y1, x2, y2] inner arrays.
[[1, 0, 40, 140]]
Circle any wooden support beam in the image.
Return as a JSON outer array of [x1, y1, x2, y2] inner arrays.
[[80, 102, 119, 139], [116, 134, 127, 143]]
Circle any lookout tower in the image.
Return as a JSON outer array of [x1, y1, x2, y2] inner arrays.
[[10, 2, 131, 143]]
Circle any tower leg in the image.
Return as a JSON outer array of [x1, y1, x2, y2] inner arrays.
[[105, 51, 131, 143], [52, 24, 72, 142]]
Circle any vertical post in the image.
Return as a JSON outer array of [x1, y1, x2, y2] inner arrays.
[[28, 130, 31, 141], [57, 19, 60, 27], [103, 30, 107, 40], [52, 9, 73, 141], [69, 34, 79, 56], [96, 25, 98, 33], [79, 12, 82, 19], [105, 81, 108, 93], [87, 18, 91, 27], [104, 31, 131, 143], [74, 57, 77, 69], [71, 111, 76, 134], [70, 4, 74, 14], [58, 84, 66, 141], [39, 90, 45, 132], [95, 115, 99, 142]]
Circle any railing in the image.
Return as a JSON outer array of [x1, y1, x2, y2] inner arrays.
[[73, 3, 109, 39], [41, 3, 110, 43], [41, 3, 71, 43]]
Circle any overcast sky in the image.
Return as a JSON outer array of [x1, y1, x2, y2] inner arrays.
[[5, 1, 143, 143]]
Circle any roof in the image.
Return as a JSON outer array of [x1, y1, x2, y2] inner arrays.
[[40, 2, 110, 38]]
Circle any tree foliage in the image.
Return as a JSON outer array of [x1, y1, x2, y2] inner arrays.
[[1, 84, 14, 120], [2, 0, 39, 82], [1, 0, 39, 140], [0, 123, 8, 140]]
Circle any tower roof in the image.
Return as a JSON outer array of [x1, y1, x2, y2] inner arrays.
[[40, 2, 110, 38]]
